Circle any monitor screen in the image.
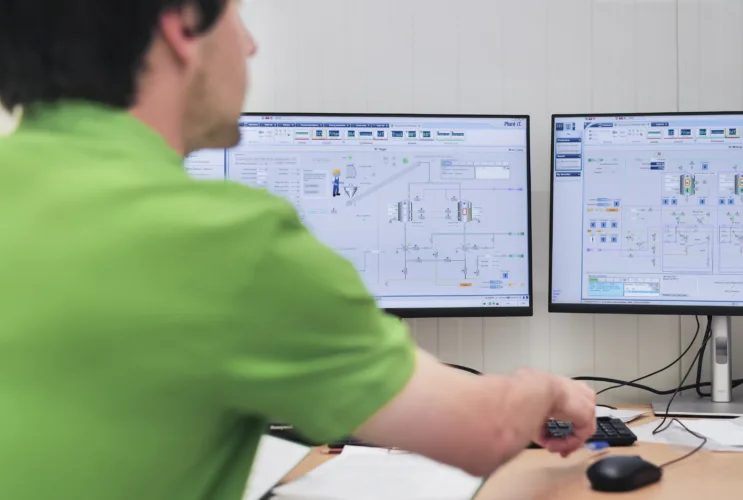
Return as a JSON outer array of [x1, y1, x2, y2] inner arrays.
[[550, 113, 743, 315], [185, 114, 533, 317]]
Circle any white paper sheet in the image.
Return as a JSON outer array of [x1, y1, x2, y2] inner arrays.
[[630, 418, 743, 452], [683, 420, 743, 447], [596, 407, 647, 423], [242, 435, 312, 500], [272, 448, 483, 500]]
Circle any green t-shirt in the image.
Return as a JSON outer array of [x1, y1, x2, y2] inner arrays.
[[0, 102, 415, 500]]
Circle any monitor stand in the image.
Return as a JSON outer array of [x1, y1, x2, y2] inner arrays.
[[652, 316, 743, 418]]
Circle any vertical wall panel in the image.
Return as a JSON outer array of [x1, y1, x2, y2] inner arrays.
[[591, 0, 636, 112], [254, 0, 299, 112], [677, 0, 701, 111], [294, 1, 335, 112], [528, 193, 553, 368], [241, 0, 277, 112], [438, 318, 486, 372], [530, 193, 551, 295], [497, 0, 549, 114], [633, 0, 679, 112], [638, 315, 682, 400], [459, 318, 488, 372], [457, 0, 505, 115], [362, 1, 416, 114], [483, 316, 532, 374], [546, 0, 593, 115], [594, 315, 640, 402], [437, 319, 462, 366], [696, 0, 743, 111], [315, 0, 367, 113], [526, 293, 553, 372], [412, 318, 440, 355], [678, 0, 743, 112], [411, 0, 459, 114], [548, 313, 595, 380]]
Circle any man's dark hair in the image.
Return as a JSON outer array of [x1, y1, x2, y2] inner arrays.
[[0, 0, 228, 110]]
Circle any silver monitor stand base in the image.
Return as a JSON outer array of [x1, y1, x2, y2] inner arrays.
[[652, 316, 740, 418], [652, 393, 743, 418]]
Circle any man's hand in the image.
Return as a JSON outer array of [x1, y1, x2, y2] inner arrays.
[[355, 350, 598, 478], [503, 368, 596, 459], [532, 374, 596, 457]]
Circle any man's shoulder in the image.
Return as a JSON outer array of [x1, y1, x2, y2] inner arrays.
[[107, 181, 306, 303], [166, 180, 298, 221], [138, 181, 303, 254]]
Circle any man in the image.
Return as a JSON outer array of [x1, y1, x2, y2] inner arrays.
[[0, 1, 596, 499], [332, 169, 342, 197]]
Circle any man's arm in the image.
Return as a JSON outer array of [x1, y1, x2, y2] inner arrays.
[[355, 349, 596, 478], [214, 193, 595, 473]]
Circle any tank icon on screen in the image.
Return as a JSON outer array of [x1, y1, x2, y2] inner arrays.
[[398, 201, 413, 222], [458, 201, 473, 222], [680, 174, 696, 197]]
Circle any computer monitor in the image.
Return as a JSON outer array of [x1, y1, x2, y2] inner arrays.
[[550, 112, 743, 416], [185, 113, 533, 318]]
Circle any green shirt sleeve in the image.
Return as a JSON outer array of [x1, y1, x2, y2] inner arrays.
[[221, 199, 417, 444]]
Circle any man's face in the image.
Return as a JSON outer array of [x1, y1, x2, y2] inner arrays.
[[184, 0, 256, 152]]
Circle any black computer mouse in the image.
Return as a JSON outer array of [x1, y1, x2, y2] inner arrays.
[[587, 455, 662, 492]]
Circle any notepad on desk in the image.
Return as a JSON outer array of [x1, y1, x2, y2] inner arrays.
[[272, 446, 484, 500]]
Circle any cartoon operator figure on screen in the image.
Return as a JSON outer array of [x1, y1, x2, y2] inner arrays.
[[332, 169, 341, 197]]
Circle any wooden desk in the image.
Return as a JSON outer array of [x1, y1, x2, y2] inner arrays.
[[281, 408, 743, 499]]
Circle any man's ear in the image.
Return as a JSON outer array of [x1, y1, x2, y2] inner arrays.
[[158, 7, 201, 66]]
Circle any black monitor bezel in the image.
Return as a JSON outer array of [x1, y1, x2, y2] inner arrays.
[[240, 112, 534, 318], [549, 111, 743, 316]]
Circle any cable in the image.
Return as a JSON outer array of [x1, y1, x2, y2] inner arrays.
[[572, 376, 743, 395], [695, 316, 713, 397], [575, 317, 713, 469], [596, 404, 617, 410], [648, 337, 713, 468], [656, 419, 707, 468], [445, 364, 482, 376], [575, 316, 743, 396], [653, 323, 710, 435], [596, 316, 701, 396]]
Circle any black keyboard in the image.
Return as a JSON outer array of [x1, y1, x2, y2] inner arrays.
[[528, 416, 637, 449], [328, 417, 637, 451]]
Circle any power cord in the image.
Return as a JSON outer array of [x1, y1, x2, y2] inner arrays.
[[572, 376, 743, 395], [572, 316, 715, 468], [695, 316, 713, 397], [656, 419, 707, 468], [650, 328, 713, 467], [574, 315, 743, 395], [595, 316, 702, 396], [596, 404, 617, 410]]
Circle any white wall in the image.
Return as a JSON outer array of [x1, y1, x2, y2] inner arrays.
[[241, 0, 743, 404]]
